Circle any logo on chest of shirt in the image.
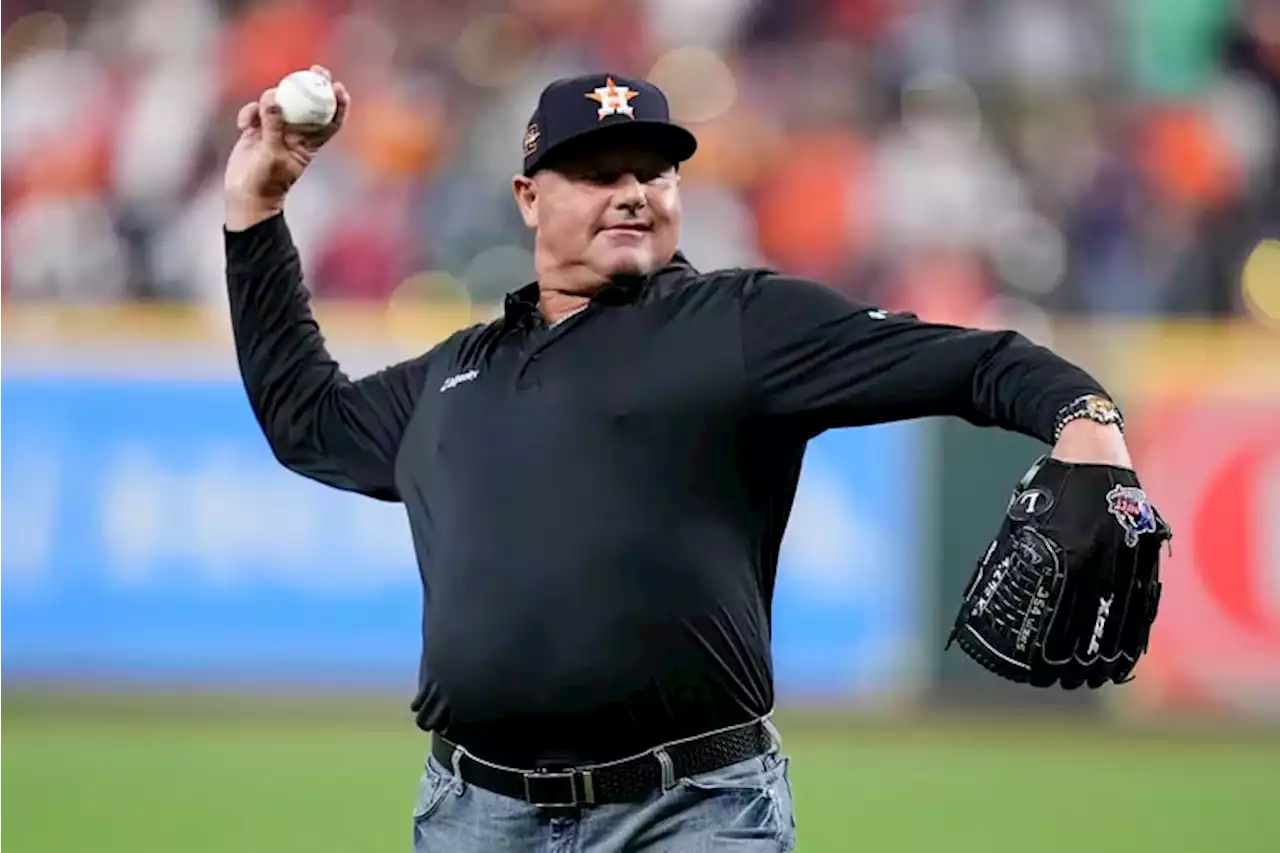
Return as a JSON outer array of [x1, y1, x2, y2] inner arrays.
[[440, 369, 479, 393]]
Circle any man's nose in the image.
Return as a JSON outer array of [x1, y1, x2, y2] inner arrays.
[[612, 174, 646, 210]]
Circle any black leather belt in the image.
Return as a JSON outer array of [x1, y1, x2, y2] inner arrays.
[[431, 720, 772, 808]]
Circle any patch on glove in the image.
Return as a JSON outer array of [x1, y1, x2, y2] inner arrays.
[[947, 457, 1171, 689], [1105, 485, 1159, 547]]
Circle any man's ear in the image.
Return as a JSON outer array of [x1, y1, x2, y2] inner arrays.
[[512, 175, 538, 229]]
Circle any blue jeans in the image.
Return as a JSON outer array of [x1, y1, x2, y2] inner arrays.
[[411, 747, 797, 852]]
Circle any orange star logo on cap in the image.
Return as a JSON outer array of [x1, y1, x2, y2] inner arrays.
[[585, 77, 639, 120]]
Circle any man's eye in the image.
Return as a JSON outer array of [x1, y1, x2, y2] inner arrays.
[[578, 168, 665, 184]]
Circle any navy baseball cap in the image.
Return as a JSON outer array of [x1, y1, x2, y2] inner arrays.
[[522, 73, 698, 176]]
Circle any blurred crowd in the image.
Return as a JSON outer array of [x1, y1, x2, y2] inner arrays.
[[3, 0, 1278, 326]]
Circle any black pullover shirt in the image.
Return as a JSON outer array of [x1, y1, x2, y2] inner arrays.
[[225, 214, 1107, 767]]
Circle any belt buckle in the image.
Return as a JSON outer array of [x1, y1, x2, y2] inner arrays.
[[523, 769, 581, 808]]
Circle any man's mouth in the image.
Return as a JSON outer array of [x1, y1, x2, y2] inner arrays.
[[602, 223, 652, 233]]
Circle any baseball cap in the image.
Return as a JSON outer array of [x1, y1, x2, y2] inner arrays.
[[522, 73, 698, 176]]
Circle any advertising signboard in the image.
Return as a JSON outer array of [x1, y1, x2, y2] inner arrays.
[[3, 374, 926, 701], [1126, 402, 1280, 717]]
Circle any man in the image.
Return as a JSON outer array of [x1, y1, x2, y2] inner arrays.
[[224, 67, 1138, 852]]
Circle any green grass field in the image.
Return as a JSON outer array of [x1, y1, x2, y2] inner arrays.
[[4, 695, 1278, 853]]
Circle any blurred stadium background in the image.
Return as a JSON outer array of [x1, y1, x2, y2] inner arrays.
[[3, 0, 1278, 851]]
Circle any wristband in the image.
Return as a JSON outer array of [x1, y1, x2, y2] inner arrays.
[[1053, 394, 1124, 443]]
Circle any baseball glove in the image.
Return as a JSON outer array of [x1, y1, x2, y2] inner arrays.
[[946, 456, 1171, 689]]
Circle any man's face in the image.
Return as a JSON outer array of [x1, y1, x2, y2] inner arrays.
[[513, 140, 681, 286]]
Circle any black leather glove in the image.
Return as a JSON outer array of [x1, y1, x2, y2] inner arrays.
[[947, 456, 1172, 689]]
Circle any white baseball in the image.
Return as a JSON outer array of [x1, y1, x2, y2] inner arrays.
[[275, 70, 338, 128]]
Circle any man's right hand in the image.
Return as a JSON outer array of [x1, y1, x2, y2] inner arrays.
[[224, 64, 350, 231]]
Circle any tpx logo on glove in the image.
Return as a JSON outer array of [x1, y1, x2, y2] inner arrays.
[[1086, 594, 1114, 655], [1106, 485, 1158, 547]]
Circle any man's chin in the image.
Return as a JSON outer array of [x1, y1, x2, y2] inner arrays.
[[597, 248, 661, 280]]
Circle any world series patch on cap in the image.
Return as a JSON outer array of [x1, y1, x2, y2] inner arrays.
[[522, 73, 698, 176]]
